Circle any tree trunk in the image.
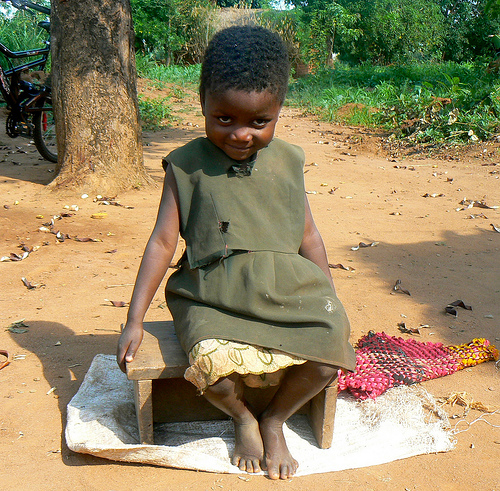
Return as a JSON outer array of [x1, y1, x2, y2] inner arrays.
[[49, 0, 152, 194]]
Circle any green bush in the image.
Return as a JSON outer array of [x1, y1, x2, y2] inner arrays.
[[138, 95, 175, 130], [136, 53, 200, 88], [288, 61, 500, 143]]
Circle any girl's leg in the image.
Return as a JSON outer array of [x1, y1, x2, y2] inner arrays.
[[259, 361, 338, 480], [202, 373, 264, 473]]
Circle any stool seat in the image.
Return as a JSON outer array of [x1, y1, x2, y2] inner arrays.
[[126, 321, 337, 449]]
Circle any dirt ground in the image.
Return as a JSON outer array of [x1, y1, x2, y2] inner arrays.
[[1, 88, 499, 490]]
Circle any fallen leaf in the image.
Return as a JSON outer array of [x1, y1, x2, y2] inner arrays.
[[445, 300, 472, 316], [438, 392, 500, 413], [491, 223, 500, 233], [106, 299, 128, 307], [6, 319, 29, 334], [398, 322, 419, 334], [351, 241, 379, 251], [0, 251, 29, 262], [21, 277, 37, 290], [466, 213, 488, 219], [74, 237, 102, 242], [458, 198, 499, 211], [0, 350, 10, 370], [55, 231, 66, 242], [94, 196, 134, 209], [329, 263, 355, 271], [91, 213, 108, 219], [20, 245, 36, 253], [393, 279, 411, 296], [473, 200, 498, 209], [398, 323, 430, 335]]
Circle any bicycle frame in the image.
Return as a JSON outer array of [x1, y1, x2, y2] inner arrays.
[[0, 0, 56, 162], [0, 2, 50, 73], [0, 42, 50, 107], [0, 42, 49, 72]]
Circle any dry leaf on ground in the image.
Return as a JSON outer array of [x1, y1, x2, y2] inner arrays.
[[393, 279, 411, 296]]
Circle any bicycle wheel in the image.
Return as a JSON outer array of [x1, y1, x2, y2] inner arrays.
[[33, 97, 57, 163]]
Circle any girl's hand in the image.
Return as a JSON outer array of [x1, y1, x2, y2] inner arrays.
[[117, 322, 144, 373]]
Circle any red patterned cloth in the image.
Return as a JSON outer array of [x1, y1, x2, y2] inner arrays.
[[338, 332, 499, 400]]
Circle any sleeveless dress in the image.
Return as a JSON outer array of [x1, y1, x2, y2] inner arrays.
[[163, 137, 356, 391]]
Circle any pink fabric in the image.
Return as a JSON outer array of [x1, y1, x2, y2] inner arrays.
[[338, 332, 498, 400]]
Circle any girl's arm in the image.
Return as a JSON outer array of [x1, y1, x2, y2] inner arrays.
[[116, 165, 180, 372], [299, 195, 336, 292]]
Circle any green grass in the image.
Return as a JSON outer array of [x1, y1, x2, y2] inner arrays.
[[134, 57, 500, 143], [287, 62, 500, 144], [136, 54, 200, 89], [0, 9, 50, 70], [138, 95, 175, 131]]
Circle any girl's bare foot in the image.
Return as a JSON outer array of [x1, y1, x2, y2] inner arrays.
[[259, 415, 298, 480], [232, 418, 264, 473], [201, 374, 264, 472]]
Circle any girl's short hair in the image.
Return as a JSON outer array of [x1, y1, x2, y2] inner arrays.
[[200, 25, 290, 104]]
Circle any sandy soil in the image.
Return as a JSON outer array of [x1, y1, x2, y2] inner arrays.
[[0, 88, 499, 490]]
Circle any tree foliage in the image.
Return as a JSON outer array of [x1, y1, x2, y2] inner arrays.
[[333, 0, 446, 63], [214, 0, 268, 7], [438, 0, 499, 61], [131, 0, 216, 65], [301, 1, 360, 68], [113, 0, 500, 68], [280, 0, 499, 64]]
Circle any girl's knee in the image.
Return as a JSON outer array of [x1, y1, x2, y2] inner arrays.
[[204, 373, 240, 397], [309, 362, 338, 383]]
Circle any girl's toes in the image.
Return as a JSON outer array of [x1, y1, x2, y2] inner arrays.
[[280, 464, 294, 480], [248, 459, 261, 473], [267, 464, 280, 480]]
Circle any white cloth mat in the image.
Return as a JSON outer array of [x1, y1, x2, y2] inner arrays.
[[66, 354, 454, 476]]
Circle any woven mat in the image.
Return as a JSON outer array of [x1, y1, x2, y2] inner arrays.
[[66, 355, 454, 476], [339, 332, 499, 400]]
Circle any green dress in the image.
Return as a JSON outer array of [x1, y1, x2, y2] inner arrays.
[[163, 137, 356, 372]]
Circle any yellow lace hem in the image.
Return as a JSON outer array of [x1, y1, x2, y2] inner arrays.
[[185, 338, 306, 393]]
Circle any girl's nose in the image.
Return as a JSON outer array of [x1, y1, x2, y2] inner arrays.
[[230, 126, 252, 142]]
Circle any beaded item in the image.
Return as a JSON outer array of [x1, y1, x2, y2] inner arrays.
[[338, 331, 499, 400]]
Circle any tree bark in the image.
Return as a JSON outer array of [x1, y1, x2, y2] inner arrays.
[[49, 0, 152, 194]]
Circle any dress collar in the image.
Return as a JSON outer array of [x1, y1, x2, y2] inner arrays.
[[205, 138, 268, 177]]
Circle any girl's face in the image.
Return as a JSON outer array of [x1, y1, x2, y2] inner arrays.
[[201, 89, 282, 161]]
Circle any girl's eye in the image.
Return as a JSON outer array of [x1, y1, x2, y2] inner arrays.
[[218, 116, 232, 124], [253, 119, 268, 128]]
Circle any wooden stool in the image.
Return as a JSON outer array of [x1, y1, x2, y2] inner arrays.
[[126, 321, 337, 449]]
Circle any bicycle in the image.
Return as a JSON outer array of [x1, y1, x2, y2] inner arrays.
[[0, 0, 56, 162]]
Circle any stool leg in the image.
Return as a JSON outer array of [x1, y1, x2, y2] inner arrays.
[[133, 379, 154, 444], [308, 375, 338, 449]]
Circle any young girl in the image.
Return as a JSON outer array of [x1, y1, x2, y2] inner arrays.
[[117, 26, 355, 480]]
